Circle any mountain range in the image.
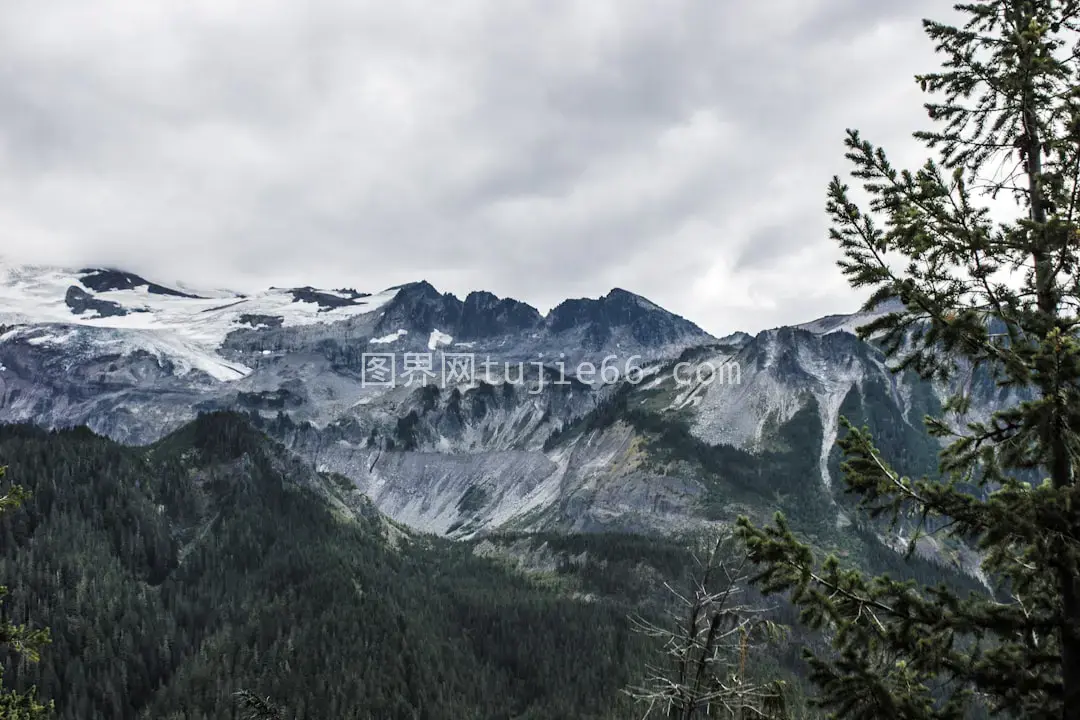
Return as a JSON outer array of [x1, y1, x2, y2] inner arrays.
[[0, 259, 1005, 572]]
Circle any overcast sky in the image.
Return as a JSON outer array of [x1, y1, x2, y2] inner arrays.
[[0, 0, 963, 336]]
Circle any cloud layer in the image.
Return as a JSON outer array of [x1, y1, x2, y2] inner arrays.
[[0, 0, 953, 335]]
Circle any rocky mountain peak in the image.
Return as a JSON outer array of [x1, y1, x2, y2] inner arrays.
[[370, 281, 705, 349], [372, 281, 464, 336], [546, 287, 711, 347], [458, 291, 542, 340]]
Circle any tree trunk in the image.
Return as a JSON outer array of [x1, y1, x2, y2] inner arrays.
[[1024, 101, 1080, 720]]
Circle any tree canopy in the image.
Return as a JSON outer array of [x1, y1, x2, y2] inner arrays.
[[739, 1, 1080, 718]]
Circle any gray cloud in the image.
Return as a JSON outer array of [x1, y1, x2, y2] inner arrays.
[[0, 0, 950, 336]]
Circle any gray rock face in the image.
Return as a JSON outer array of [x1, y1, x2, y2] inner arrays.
[[78, 268, 202, 298], [65, 286, 132, 318], [458, 291, 543, 340]]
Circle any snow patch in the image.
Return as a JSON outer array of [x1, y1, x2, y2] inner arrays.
[[428, 329, 453, 350], [371, 329, 407, 344], [795, 302, 899, 337]]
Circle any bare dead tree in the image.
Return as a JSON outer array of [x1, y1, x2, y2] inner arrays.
[[625, 530, 789, 720]]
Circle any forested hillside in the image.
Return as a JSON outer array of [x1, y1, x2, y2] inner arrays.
[[0, 413, 665, 719], [0, 412, 996, 718]]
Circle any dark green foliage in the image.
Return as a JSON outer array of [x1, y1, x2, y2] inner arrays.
[[0, 410, 990, 719], [485, 532, 697, 607], [0, 466, 52, 719], [478, 531, 821, 717], [829, 375, 942, 484], [540, 380, 835, 532], [739, 2, 1080, 718], [542, 383, 632, 450], [627, 401, 833, 532], [0, 414, 661, 719]]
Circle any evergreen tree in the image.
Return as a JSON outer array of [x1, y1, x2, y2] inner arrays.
[[0, 466, 51, 719], [737, 1, 1080, 718]]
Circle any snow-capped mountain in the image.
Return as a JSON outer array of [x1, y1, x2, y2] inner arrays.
[[0, 259, 1002, 564], [0, 261, 405, 380], [0, 260, 713, 442]]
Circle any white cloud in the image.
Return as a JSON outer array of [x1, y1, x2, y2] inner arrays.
[[0, 0, 965, 335]]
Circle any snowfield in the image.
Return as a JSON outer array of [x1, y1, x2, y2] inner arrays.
[[0, 259, 402, 381]]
